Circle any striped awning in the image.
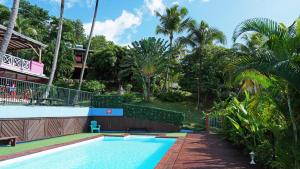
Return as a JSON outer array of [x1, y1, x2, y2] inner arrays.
[[0, 24, 46, 51]]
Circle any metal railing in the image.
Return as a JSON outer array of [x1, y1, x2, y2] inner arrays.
[[209, 116, 222, 128], [0, 77, 93, 106], [0, 53, 31, 72], [205, 113, 223, 130]]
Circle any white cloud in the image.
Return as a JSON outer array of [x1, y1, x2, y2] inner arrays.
[[0, 0, 5, 4], [84, 10, 142, 44], [49, 0, 92, 8], [144, 0, 166, 15]]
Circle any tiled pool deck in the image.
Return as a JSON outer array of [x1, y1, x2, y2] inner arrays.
[[157, 133, 260, 169]]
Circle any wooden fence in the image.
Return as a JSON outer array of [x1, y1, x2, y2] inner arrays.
[[0, 117, 179, 142]]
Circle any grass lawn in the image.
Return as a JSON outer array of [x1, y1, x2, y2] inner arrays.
[[0, 132, 186, 156], [0, 133, 99, 156], [134, 98, 205, 131]]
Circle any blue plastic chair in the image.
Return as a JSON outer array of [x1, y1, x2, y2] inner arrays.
[[90, 120, 101, 133]]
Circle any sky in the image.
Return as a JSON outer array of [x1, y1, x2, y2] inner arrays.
[[1, 0, 300, 47]]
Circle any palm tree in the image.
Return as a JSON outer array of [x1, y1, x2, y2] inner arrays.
[[156, 5, 191, 91], [45, 0, 64, 98], [120, 37, 168, 101], [180, 21, 226, 109], [14, 16, 37, 37], [232, 18, 300, 150], [77, 0, 100, 95], [0, 0, 20, 53]]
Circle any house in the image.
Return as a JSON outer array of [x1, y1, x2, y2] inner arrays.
[[0, 24, 48, 83], [71, 45, 93, 79]]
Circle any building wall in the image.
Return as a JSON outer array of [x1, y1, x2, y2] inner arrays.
[[0, 106, 179, 142]]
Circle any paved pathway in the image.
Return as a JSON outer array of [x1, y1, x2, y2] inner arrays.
[[158, 133, 260, 169]]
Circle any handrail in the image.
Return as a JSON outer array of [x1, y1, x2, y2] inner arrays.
[[0, 52, 30, 71]]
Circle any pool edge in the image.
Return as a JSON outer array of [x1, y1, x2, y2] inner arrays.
[[0, 134, 104, 162], [155, 137, 185, 169], [0, 133, 182, 163]]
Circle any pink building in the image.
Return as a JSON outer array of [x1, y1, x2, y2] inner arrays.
[[0, 24, 48, 83]]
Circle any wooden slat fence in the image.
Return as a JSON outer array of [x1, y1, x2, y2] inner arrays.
[[0, 117, 179, 142]]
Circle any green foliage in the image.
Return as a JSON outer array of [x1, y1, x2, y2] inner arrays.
[[125, 84, 133, 92], [123, 104, 184, 126], [92, 95, 124, 108], [88, 42, 129, 85], [43, 43, 74, 78], [90, 35, 114, 51], [120, 37, 169, 101], [155, 5, 192, 91], [180, 45, 232, 106], [91, 95, 184, 126], [155, 5, 191, 39], [232, 17, 300, 90], [82, 80, 106, 94], [54, 78, 78, 89], [214, 90, 296, 168], [157, 90, 191, 102], [0, 4, 10, 25]]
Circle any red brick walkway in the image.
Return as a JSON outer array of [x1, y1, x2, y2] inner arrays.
[[158, 133, 260, 169]]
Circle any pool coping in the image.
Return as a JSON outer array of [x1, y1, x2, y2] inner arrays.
[[0, 133, 184, 164], [0, 134, 106, 161], [155, 137, 185, 169]]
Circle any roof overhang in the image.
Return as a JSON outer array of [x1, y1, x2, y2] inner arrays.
[[0, 24, 47, 51], [72, 48, 94, 53]]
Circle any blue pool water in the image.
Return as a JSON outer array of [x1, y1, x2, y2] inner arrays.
[[0, 136, 176, 169]]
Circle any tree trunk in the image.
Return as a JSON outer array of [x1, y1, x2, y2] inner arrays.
[[164, 33, 173, 92], [146, 76, 151, 101], [0, 0, 20, 53], [77, 0, 100, 92], [287, 86, 297, 144], [142, 77, 148, 101], [196, 49, 202, 110], [45, 0, 64, 99], [196, 77, 200, 110], [287, 86, 298, 168]]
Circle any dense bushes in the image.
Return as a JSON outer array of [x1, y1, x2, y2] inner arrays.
[[82, 80, 106, 94], [214, 91, 299, 168], [157, 90, 192, 102], [92, 95, 184, 126]]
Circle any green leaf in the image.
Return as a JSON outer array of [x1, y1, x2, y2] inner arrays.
[[227, 116, 241, 131]]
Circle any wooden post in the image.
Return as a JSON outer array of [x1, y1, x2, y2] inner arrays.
[[205, 113, 209, 131], [38, 48, 42, 63]]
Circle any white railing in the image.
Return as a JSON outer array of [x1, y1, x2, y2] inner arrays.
[[0, 52, 30, 71]]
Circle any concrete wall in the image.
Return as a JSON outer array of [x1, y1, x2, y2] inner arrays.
[[0, 105, 123, 118]]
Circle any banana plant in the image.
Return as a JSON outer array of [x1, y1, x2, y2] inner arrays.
[[226, 92, 264, 150]]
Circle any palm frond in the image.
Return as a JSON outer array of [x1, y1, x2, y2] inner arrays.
[[233, 18, 288, 42]]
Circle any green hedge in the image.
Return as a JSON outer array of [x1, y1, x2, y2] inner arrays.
[[92, 95, 123, 108], [123, 104, 184, 126], [92, 96, 184, 126]]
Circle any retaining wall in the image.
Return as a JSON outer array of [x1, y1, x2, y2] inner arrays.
[[0, 105, 179, 142]]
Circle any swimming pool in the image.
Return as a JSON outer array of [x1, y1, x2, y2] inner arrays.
[[0, 136, 176, 169]]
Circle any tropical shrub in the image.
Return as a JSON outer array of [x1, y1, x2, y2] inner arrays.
[[120, 37, 169, 101], [214, 91, 292, 168], [82, 80, 106, 94], [157, 90, 191, 102]]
